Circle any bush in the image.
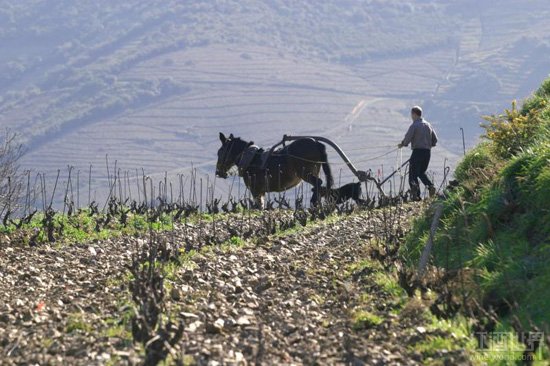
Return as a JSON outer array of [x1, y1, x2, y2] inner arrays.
[[481, 100, 546, 158]]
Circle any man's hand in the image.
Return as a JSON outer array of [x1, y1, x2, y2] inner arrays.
[[397, 142, 404, 148]]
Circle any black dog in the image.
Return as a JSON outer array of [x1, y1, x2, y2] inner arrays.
[[317, 182, 366, 204]]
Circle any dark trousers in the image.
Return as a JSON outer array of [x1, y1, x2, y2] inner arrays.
[[409, 149, 433, 191]]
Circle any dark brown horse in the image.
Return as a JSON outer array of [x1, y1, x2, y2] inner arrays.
[[215, 133, 333, 207]]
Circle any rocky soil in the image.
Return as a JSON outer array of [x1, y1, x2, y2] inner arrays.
[[0, 204, 473, 365]]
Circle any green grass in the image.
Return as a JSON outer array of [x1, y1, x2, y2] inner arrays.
[[413, 336, 463, 358], [104, 323, 132, 340], [373, 271, 407, 300], [347, 267, 408, 332], [66, 313, 93, 333], [352, 310, 383, 330], [474, 321, 549, 366], [400, 77, 550, 361], [345, 258, 382, 277], [0, 209, 209, 245], [219, 236, 247, 252], [427, 315, 474, 344], [103, 308, 133, 349], [409, 315, 479, 364], [178, 248, 200, 269]]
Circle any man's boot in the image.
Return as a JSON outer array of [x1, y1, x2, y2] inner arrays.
[[410, 185, 421, 201], [428, 185, 436, 198]]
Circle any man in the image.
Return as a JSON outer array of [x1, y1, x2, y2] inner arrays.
[[398, 106, 438, 200]]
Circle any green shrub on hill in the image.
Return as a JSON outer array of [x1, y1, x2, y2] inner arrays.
[[481, 99, 546, 158]]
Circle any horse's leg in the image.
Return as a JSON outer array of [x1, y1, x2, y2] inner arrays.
[[316, 142, 333, 190], [304, 172, 323, 206]]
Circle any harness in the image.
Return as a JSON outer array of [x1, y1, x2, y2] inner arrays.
[[237, 145, 270, 171]]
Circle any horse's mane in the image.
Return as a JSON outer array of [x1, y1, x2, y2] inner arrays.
[[228, 136, 254, 147]]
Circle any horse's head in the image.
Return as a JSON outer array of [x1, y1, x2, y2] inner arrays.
[[215, 132, 252, 178]]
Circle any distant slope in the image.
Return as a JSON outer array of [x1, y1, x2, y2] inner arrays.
[[0, 0, 549, 193]]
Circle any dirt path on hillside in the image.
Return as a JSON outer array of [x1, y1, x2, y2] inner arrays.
[[0, 205, 472, 365]]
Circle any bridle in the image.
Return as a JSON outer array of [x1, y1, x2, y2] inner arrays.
[[218, 139, 246, 174]]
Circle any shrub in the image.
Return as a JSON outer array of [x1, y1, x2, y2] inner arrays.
[[481, 100, 546, 158]]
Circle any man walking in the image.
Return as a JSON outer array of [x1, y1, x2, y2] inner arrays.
[[398, 106, 438, 200]]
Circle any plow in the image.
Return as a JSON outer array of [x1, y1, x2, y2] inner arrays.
[[262, 134, 410, 199]]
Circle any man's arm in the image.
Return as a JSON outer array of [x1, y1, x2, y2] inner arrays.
[[431, 128, 438, 147], [399, 124, 415, 148]]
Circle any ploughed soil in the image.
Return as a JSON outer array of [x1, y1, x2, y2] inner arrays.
[[0, 204, 472, 365]]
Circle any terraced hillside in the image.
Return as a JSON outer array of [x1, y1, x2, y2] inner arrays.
[[1, 0, 549, 197]]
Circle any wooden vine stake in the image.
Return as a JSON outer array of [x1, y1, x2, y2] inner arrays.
[[417, 203, 444, 277]]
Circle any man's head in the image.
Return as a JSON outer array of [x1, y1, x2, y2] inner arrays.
[[411, 106, 422, 121]]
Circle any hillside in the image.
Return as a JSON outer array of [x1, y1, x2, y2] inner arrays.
[[402, 77, 550, 362], [1, 0, 550, 199]]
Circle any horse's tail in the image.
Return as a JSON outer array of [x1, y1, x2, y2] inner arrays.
[[318, 142, 333, 190]]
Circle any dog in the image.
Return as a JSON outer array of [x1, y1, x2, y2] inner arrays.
[[317, 182, 366, 204]]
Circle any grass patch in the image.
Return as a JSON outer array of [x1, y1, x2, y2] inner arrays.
[[66, 313, 93, 333], [352, 310, 383, 330], [345, 258, 382, 278], [373, 272, 406, 300], [1, 209, 179, 245], [413, 335, 459, 355], [0, 207, 250, 246], [219, 236, 248, 252], [104, 323, 132, 340]]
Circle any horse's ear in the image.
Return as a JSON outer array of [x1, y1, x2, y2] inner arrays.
[[219, 132, 226, 143], [229, 133, 234, 139], [248, 141, 254, 146]]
